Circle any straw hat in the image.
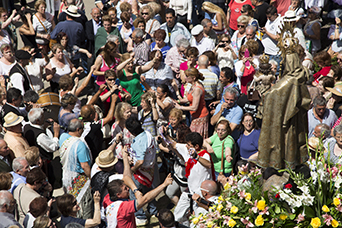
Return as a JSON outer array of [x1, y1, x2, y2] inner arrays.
[[65, 5, 81, 18], [327, 84, 342, 97], [283, 10, 300, 22], [95, 150, 118, 168], [3, 112, 24, 128], [308, 137, 327, 153]]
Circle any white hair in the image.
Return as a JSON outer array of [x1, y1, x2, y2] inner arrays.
[[28, 108, 44, 124], [0, 190, 11, 209], [134, 28, 144, 38], [12, 157, 27, 172], [176, 38, 190, 48], [107, 35, 119, 43]]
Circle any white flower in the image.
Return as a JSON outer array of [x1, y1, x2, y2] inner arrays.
[[311, 171, 318, 184]]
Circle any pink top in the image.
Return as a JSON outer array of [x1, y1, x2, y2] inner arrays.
[[96, 55, 118, 85]]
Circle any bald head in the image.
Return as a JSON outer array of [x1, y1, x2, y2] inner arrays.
[[201, 180, 218, 196], [91, 8, 101, 23], [198, 55, 209, 68], [80, 105, 95, 122]]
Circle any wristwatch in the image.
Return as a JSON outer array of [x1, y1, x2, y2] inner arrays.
[[133, 189, 139, 194]]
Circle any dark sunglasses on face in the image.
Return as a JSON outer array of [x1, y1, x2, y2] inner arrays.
[[106, 78, 116, 81], [72, 201, 77, 206], [240, 10, 245, 13], [237, 25, 245, 28], [141, 12, 149, 15], [222, 40, 229, 43]]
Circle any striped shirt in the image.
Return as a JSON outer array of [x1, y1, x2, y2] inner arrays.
[[199, 69, 219, 101]]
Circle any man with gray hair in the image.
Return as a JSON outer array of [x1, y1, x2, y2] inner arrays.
[[85, 7, 102, 61], [10, 157, 29, 194], [241, 25, 264, 55], [0, 190, 22, 228], [132, 28, 150, 66], [308, 96, 337, 138], [59, 118, 92, 218], [211, 87, 243, 132], [24, 108, 60, 162], [201, 19, 218, 44]]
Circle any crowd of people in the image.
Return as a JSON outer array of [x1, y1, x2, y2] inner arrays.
[[0, 0, 341, 227]]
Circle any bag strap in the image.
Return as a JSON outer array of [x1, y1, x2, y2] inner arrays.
[[35, 14, 48, 33], [220, 141, 225, 174], [18, 184, 26, 217], [148, 19, 156, 35]]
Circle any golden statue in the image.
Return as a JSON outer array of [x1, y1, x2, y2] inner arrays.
[[257, 24, 311, 169]]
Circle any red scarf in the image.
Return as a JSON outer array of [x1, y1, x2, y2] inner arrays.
[[185, 150, 216, 181]]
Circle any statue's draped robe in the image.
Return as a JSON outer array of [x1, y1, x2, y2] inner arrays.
[[257, 53, 311, 169]]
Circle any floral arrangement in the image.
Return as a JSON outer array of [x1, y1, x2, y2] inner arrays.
[[191, 141, 342, 228]]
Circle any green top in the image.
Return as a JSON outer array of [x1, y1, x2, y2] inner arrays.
[[119, 69, 144, 106], [209, 133, 235, 174], [94, 26, 125, 55]]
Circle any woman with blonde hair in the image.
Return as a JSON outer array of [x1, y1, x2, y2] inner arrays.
[[231, 15, 249, 55], [148, 2, 162, 23], [202, 2, 229, 35], [174, 67, 209, 138], [140, 5, 161, 36], [138, 92, 159, 136]]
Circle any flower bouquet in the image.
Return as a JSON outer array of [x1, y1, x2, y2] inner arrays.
[[191, 139, 342, 228]]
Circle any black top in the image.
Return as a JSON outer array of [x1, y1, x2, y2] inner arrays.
[[84, 121, 104, 159], [253, 2, 269, 28], [60, 216, 86, 228], [20, 34, 37, 49], [0, 103, 22, 126]]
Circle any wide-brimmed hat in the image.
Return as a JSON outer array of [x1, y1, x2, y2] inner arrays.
[[327, 84, 342, 97], [65, 5, 81, 18], [3, 112, 24, 128], [283, 10, 300, 22], [95, 150, 118, 168], [308, 137, 327, 153]]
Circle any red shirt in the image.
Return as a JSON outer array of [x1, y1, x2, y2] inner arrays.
[[100, 86, 129, 115], [229, 0, 253, 30], [313, 66, 331, 81]]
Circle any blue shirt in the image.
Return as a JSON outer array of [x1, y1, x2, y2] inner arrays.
[[214, 103, 243, 125], [59, 133, 91, 173], [307, 108, 337, 138], [150, 42, 171, 60], [10, 172, 26, 194], [50, 20, 85, 60], [237, 129, 260, 159], [131, 131, 149, 161]]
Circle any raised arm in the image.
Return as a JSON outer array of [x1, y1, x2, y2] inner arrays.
[[87, 84, 107, 105], [102, 93, 119, 126], [84, 191, 101, 228], [75, 65, 96, 97]]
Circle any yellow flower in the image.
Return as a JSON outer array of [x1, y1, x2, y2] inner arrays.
[[332, 219, 339, 228], [228, 219, 237, 227], [218, 196, 224, 202], [230, 206, 239, 214], [279, 214, 288, 220], [255, 215, 264, 227], [322, 205, 330, 213], [245, 193, 251, 201], [257, 200, 266, 211], [224, 182, 231, 190], [207, 221, 214, 228], [310, 217, 321, 228], [334, 198, 340, 207], [192, 217, 199, 225], [217, 204, 224, 212], [209, 205, 216, 211]]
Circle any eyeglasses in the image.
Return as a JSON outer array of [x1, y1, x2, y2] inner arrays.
[[72, 200, 77, 206], [237, 25, 245, 28], [221, 40, 229, 43], [141, 12, 149, 15], [338, 58, 342, 61], [240, 10, 245, 13], [106, 78, 116, 81], [200, 187, 210, 192]]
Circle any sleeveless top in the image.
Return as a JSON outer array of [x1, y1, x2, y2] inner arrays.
[[119, 69, 144, 106], [96, 55, 117, 85], [187, 85, 209, 119], [50, 56, 72, 83], [211, 14, 228, 35]]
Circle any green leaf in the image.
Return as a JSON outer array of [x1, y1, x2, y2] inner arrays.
[[304, 206, 315, 218], [275, 205, 281, 214]]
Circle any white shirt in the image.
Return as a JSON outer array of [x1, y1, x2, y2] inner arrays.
[[29, 123, 59, 152], [25, 58, 47, 92], [190, 36, 215, 55], [10, 64, 33, 96], [92, 19, 101, 36], [262, 15, 282, 55], [217, 48, 234, 70], [176, 144, 212, 195]]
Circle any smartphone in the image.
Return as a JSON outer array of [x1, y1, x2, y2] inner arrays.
[[218, 44, 226, 48], [245, 48, 250, 67], [115, 79, 120, 86]]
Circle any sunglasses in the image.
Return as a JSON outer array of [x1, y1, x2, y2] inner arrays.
[[72, 201, 77, 206], [240, 10, 245, 13], [222, 40, 229, 43], [106, 78, 116, 81], [237, 25, 245, 28], [141, 12, 149, 15], [338, 58, 342, 61]]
